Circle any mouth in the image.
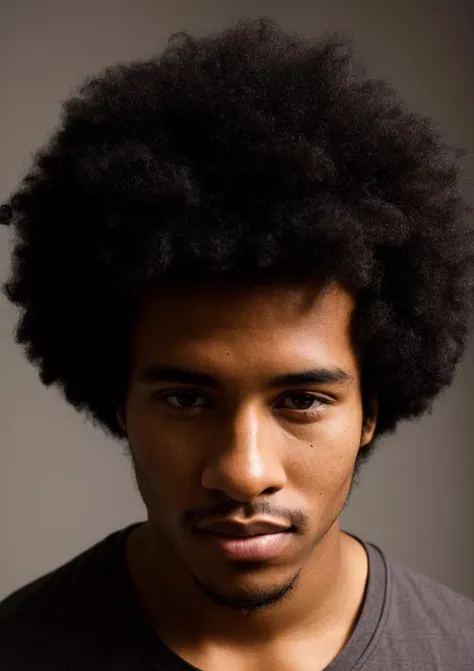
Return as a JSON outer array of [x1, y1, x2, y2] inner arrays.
[[194, 519, 296, 561]]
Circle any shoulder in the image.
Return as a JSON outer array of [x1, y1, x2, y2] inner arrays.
[[0, 529, 125, 669], [387, 551, 474, 627], [0, 531, 111, 621], [369, 543, 474, 668]]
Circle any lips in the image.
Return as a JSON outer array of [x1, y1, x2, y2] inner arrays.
[[196, 519, 293, 537], [194, 518, 295, 561]]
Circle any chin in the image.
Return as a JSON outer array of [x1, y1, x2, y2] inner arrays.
[[191, 565, 302, 612]]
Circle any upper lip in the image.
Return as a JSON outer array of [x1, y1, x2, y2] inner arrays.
[[195, 519, 293, 537]]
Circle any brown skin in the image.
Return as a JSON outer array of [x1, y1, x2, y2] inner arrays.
[[119, 280, 377, 671]]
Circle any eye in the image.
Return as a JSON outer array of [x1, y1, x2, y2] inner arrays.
[[156, 390, 209, 410], [275, 392, 329, 413]]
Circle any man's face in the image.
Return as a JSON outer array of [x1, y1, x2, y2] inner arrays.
[[122, 280, 376, 610]]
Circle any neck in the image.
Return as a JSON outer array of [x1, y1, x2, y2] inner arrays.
[[125, 520, 368, 649]]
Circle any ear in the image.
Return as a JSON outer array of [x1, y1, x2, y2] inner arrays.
[[361, 397, 378, 447]]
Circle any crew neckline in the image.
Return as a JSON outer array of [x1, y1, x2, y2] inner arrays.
[[106, 523, 390, 671]]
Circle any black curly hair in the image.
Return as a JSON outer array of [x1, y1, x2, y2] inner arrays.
[[2, 18, 473, 462]]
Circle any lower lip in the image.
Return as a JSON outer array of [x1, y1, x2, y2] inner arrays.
[[198, 531, 294, 561]]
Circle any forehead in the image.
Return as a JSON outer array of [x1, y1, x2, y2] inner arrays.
[[130, 280, 358, 375]]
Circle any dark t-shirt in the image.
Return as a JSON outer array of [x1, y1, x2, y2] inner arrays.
[[1, 524, 473, 670]]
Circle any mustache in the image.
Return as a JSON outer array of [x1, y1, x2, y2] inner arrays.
[[182, 499, 308, 532]]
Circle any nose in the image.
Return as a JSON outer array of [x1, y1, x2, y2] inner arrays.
[[200, 408, 287, 502]]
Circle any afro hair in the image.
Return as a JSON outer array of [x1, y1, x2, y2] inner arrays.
[[2, 18, 474, 458]]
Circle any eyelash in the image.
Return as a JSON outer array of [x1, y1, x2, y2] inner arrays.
[[152, 389, 331, 417]]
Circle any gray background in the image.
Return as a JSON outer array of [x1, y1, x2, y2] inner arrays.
[[1, 0, 473, 600]]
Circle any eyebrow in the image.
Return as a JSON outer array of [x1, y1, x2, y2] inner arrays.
[[137, 363, 354, 389]]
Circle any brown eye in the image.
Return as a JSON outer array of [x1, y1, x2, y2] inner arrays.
[[159, 391, 208, 409], [276, 393, 327, 412]]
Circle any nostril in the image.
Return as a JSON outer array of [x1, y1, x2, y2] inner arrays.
[[263, 486, 280, 495]]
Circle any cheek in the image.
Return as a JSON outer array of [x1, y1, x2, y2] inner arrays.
[[284, 407, 363, 497], [125, 403, 201, 506]]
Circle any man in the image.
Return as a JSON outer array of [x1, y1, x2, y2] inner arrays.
[[0, 17, 473, 671]]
